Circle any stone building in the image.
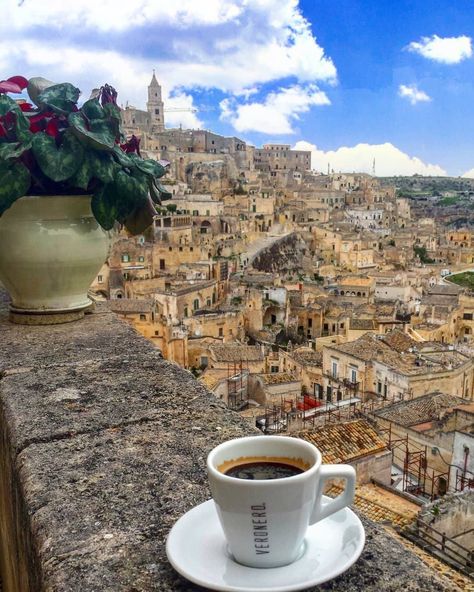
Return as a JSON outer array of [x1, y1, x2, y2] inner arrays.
[[321, 330, 474, 405]]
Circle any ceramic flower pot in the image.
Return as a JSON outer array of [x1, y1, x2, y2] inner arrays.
[[0, 195, 112, 324]]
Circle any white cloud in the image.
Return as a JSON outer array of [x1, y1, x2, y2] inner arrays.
[[165, 90, 203, 129], [407, 34, 472, 64], [7, 0, 245, 31], [461, 168, 474, 178], [398, 84, 431, 105], [2, 0, 336, 100], [220, 85, 330, 134], [294, 141, 446, 176]]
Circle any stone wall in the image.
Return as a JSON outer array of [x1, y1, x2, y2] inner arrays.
[[251, 233, 307, 273], [0, 289, 463, 591]]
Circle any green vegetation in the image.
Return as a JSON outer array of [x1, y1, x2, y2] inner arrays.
[[413, 245, 435, 264], [449, 272, 474, 291], [438, 196, 460, 206]]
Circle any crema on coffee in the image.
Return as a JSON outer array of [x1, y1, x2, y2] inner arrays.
[[217, 455, 311, 480]]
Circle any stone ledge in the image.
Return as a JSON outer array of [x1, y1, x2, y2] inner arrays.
[[0, 292, 459, 591]]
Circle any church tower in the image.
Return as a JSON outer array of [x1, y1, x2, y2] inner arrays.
[[146, 70, 165, 132]]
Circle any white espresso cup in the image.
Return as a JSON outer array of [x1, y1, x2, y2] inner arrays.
[[207, 435, 356, 568]]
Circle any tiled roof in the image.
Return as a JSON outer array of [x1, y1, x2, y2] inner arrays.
[[198, 369, 228, 390], [294, 419, 388, 464], [325, 484, 418, 528], [381, 329, 417, 353], [109, 299, 155, 314], [259, 372, 298, 385], [290, 349, 323, 367], [210, 344, 264, 362], [349, 318, 377, 330], [374, 392, 469, 427], [326, 331, 469, 375]]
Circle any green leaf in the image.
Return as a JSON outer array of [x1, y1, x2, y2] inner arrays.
[[32, 130, 84, 182], [124, 195, 157, 236], [103, 102, 121, 120], [69, 152, 94, 190], [69, 111, 116, 151], [0, 94, 19, 116], [91, 184, 118, 231], [0, 95, 31, 141], [115, 169, 148, 212], [0, 161, 30, 216], [37, 82, 80, 114], [112, 145, 134, 167], [91, 151, 119, 184], [81, 98, 105, 120], [0, 138, 33, 160]]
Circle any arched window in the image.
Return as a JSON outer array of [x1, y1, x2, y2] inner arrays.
[[193, 299, 200, 310]]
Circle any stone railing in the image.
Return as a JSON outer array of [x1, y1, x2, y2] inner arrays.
[[0, 289, 459, 591]]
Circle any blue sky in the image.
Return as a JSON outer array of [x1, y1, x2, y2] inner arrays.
[[3, 0, 474, 176]]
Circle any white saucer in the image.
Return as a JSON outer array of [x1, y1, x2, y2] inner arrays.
[[166, 497, 365, 592]]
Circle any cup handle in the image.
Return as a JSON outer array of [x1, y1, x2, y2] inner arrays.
[[309, 465, 356, 525]]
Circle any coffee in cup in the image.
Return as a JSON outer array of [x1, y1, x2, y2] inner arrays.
[[207, 435, 356, 569]]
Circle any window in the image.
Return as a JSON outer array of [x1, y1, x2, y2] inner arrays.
[[219, 328, 223, 337], [122, 254, 130, 262], [154, 331, 159, 336], [326, 386, 332, 402], [97, 275, 103, 283], [140, 314, 146, 321], [184, 307, 188, 318], [207, 298, 211, 307], [155, 108, 160, 114], [138, 256, 144, 262], [200, 356, 208, 368], [350, 369, 357, 383], [169, 246, 172, 251], [271, 366, 279, 373], [160, 259, 165, 270], [308, 318, 312, 328], [193, 299, 199, 310], [331, 361, 338, 378]]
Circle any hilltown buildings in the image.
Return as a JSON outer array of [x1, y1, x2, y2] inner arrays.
[[90, 72, 474, 512]]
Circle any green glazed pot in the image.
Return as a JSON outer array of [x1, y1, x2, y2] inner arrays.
[[0, 195, 112, 324]]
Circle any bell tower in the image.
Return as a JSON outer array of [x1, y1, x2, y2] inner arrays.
[[147, 70, 165, 132]]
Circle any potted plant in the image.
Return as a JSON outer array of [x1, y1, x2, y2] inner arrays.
[[0, 75, 171, 324]]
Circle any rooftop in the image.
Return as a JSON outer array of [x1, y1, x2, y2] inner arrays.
[[109, 298, 156, 314], [294, 419, 388, 464], [373, 392, 471, 427], [209, 344, 264, 362], [289, 348, 323, 367], [258, 372, 298, 385]]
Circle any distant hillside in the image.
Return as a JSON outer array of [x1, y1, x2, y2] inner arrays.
[[379, 175, 474, 195]]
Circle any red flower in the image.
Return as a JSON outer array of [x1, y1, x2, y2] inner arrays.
[[0, 76, 28, 94], [19, 102, 34, 112], [45, 118, 60, 138], [121, 134, 141, 155]]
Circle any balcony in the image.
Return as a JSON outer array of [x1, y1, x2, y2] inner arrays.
[[0, 288, 455, 591]]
